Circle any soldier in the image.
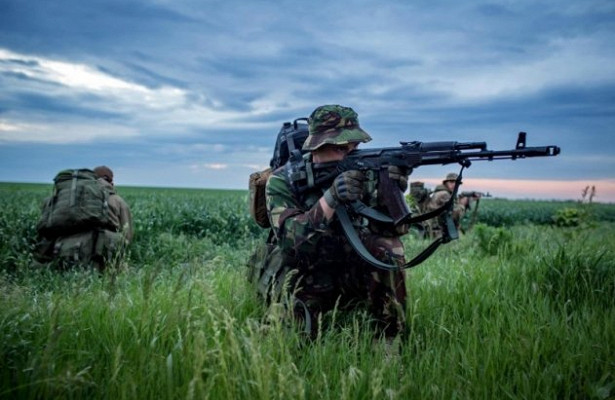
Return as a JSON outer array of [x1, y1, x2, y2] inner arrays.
[[406, 181, 431, 239], [424, 172, 469, 238], [33, 165, 133, 272], [258, 104, 409, 339]]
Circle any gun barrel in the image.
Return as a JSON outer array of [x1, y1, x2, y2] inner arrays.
[[456, 144, 560, 161], [455, 142, 487, 151]]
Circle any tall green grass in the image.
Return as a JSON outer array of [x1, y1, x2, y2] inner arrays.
[[404, 224, 614, 399], [1, 183, 614, 399]]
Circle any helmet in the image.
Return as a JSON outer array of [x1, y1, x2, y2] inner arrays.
[[302, 105, 372, 151], [443, 172, 459, 183]]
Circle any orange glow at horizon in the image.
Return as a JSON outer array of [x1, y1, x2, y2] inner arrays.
[[418, 178, 615, 203]]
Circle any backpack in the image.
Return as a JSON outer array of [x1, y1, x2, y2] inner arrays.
[[249, 118, 309, 228], [36, 169, 114, 238], [269, 118, 309, 170]]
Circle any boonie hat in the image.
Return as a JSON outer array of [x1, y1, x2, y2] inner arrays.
[[302, 104, 372, 151], [443, 172, 459, 183]]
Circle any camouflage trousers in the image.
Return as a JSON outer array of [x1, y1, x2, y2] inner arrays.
[[253, 231, 408, 338]]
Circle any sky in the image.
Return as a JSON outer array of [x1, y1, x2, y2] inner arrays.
[[1, 0, 614, 202]]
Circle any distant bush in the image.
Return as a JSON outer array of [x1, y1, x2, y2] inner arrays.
[[474, 198, 615, 227], [551, 207, 585, 227]]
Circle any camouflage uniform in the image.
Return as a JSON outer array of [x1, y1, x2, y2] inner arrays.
[[33, 166, 133, 272], [257, 105, 407, 338], [425, 173, 465, 239]]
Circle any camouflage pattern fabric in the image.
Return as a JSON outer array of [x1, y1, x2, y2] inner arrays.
[[424, 184, 466, 239], [259, 159, 407, 338], [408, 181, 430, 212], [302, 105, 372, 151]]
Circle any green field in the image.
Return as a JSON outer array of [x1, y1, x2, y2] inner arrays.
[[1, 182, 614, 399]]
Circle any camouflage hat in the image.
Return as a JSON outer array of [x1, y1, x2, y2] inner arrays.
[[302, 105, 372, 151], [443, 172, 459, 183]]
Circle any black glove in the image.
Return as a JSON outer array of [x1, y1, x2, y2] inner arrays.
[[324, 170, 365, 208], [388, 165, 410, 192]]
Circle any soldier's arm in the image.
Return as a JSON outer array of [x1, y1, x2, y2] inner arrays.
[[266, 173, 334, 253], [107, 194, 133, 243]]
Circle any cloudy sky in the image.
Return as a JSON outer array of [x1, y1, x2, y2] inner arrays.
[[1, 0, 614, 201]]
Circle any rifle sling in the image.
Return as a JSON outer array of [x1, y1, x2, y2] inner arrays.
[[350, 200, 449, 226], [337, 206, 446, 271], [338, 165, 466, 270]]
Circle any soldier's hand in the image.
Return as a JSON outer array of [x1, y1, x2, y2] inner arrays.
[[388, 165, 410, 192], [324, 170, 366, 207]]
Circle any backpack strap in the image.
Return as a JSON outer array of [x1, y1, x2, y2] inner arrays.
[[70, 169, 79, 207], [100, 181, 112, 227]]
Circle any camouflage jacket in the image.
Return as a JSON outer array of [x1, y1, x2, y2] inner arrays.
[[265, 155, 383, 259], [426, 184, 465, 223]]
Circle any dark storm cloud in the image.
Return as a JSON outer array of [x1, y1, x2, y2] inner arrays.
[[0, 0, 613, 199]]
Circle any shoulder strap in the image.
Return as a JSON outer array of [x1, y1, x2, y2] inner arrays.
[[337, 206, 446, 270], [338, 166, 466, 270], [349, 198, 450, 225]]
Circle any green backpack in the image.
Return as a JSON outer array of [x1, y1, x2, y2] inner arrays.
[[37, 169, 114, 238]]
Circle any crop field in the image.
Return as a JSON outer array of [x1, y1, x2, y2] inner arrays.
[[1, 182, 614, 399]]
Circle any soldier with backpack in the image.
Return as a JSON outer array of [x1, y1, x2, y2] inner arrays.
[[249, 105, 409, 340], [33, 165, 133, 272]]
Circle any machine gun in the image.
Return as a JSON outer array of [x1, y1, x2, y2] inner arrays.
[[285, 132, 560, 270]]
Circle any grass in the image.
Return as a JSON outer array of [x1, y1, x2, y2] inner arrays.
[[0, 183, 614, 399]]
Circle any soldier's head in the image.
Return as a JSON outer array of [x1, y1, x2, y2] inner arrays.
[[303, 105, 371, 162], [94, 166, 114, 184], [443, 172, 459, 190]]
